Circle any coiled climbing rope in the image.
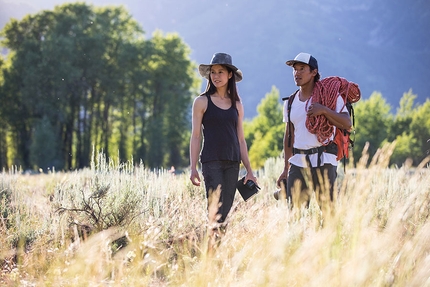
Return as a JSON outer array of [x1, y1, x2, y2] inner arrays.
[[305, 76, 361, 144]]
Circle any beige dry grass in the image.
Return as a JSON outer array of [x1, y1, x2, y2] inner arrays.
[[1, 145, 430, 286]]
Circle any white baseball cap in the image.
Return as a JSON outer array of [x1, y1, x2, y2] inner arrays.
[[286, 52, 318, 70]]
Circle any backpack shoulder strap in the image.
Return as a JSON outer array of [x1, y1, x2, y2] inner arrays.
[[346, 101, 354, 127], [283, 89, 299, 148]]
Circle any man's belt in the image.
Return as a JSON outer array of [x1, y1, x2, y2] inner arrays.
[[293, 142, 338, 167]]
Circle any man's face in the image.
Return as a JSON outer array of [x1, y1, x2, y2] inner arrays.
[[293, 63, 317, 86]]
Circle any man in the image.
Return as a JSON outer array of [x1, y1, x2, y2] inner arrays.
[[276, 52, 352, 209]]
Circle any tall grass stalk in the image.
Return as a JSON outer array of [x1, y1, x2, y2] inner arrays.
[[1, 148, 429, 286]]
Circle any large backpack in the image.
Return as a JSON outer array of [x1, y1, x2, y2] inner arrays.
[[283, 83, 358, 165]]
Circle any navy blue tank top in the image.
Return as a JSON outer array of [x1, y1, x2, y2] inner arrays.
[[200, 94, 241, 163]]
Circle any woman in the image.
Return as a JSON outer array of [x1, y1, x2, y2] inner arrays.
[[189, 52, 257, 226]]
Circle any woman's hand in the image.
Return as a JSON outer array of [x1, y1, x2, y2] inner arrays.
[[244, 173, 258, 187], [190, 169, 201, 186]]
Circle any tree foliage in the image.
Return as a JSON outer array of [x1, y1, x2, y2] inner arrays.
[[385, 90, 420, 166], [355, 89, 430, 167], [0, 3, 199, 170], [244, 86, 284, 169], [352, 92, 392, 160], [409, 98, 430, 164], [29, 115, 63, 171]]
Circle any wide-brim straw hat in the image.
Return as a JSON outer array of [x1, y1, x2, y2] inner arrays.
[[199, 53, 243, 82]]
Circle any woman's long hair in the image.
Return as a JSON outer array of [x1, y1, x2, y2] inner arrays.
[[200, 65, 240, 110]]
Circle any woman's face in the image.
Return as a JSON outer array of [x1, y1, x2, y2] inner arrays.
[[210, 64, 232, 89]]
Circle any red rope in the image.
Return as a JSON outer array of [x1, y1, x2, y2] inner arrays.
[[305, 76, 361, 144]]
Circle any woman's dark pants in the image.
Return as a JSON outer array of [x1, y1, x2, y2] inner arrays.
[[202, 161, 240, 223]]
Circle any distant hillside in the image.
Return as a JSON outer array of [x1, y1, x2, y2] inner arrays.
[[1, 0, 429, 118]]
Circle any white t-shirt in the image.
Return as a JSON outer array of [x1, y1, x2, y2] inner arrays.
[[283, 93, 346, 168]]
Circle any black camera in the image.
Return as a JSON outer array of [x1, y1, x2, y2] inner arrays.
[[245, 179, 257, 189], [237, 177, 260, 201]]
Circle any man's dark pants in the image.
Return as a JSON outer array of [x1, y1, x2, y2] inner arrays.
[[285, 163, 337, 208]]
